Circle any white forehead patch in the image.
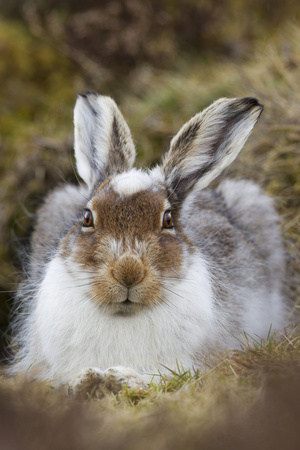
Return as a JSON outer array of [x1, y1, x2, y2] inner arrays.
[[111, 169, 154, 196]]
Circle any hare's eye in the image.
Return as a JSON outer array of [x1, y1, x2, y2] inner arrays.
[[83, 209, 94, 227], [163, 210, 173, 229]]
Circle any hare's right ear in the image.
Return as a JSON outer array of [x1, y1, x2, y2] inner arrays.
[[161, 97, 263, 203], [74, 91, 136, 189]]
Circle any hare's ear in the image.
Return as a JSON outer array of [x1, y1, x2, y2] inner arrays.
[[74, 91, 136, 189], [162, 97, 263, 203]]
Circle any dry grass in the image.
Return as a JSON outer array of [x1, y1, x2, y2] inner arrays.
[[1, 327, 299, 449]]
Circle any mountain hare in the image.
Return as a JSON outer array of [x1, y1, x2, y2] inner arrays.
[[11, 92, 286, 397]]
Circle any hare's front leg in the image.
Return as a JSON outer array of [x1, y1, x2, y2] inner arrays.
[[69, 367, 150, 399]]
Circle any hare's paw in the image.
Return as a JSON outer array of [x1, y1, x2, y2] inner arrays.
[[69, 367, 107, 400], [104, 366, 149, 390], [69, 366, 148, 400]]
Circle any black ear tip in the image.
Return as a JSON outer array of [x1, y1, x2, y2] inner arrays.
[[241, 97, 264, 110], [77, 90, 99, 99]]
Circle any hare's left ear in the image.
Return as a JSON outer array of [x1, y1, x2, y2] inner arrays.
[[161, 97, 263, 203], [74, 91, 136, 189]]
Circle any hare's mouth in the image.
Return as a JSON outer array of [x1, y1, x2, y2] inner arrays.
[[113, 297, 144, 315], [91, 280, 163, 313], [122, 299, 132, 305]]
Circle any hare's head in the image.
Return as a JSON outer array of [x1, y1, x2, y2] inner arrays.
[[60, 91, 262, 314]]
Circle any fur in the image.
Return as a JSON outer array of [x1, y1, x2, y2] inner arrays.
[[10, 92, 287, 393], [74, 92, 136, 189]]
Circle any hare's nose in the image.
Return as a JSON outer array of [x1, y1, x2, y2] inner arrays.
[[112, 255, 146, 288]]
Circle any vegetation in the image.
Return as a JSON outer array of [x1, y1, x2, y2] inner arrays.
[[0, 2, 299, 448], [1, 327, 300, 449]]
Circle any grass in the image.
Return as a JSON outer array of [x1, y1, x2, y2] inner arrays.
[[1, 327, 299, 449]]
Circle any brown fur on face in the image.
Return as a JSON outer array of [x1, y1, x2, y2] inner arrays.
[[60, 184, 183, 314]]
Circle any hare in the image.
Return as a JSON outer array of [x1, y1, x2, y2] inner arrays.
[[11, 92, 286, 397]]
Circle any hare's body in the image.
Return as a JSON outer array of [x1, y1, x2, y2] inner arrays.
[[11, 93, 286, 391]]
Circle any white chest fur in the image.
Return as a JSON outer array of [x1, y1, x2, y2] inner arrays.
[[27, 254, 218, 383]]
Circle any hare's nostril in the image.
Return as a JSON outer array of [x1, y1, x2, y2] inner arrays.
[[113, 269, 144, 288], [111, 256, 146, 288], [121, 272, 142, 288]]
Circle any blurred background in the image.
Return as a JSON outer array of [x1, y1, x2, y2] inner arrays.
[[0, 0, 300, 360]]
